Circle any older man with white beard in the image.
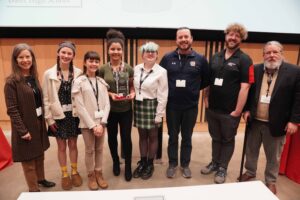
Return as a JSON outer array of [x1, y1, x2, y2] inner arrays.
[[239, 41, 300, 195]]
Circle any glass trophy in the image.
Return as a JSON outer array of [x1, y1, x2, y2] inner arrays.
[[114, 71, 129, 100]]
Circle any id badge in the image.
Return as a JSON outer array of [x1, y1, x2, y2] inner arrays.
[[135, 93, 144, 101], [214, 78, 223, 86], [260, 95, 271, 104], [94, 110, 104, 119], [176, 80, 186, 87], [36, 107, 42, 117], [62, 104, 72, 112]]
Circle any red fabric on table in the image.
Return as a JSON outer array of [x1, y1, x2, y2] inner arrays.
[[279, 131, 300, 184], [0, 128, 13, 171]]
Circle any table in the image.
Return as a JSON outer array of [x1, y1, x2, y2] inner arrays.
[[279, 131, 300, 184], [18, 181, 278, 200]]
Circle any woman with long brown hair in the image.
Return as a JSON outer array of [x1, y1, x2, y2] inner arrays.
[[4, 43, 55, 192]]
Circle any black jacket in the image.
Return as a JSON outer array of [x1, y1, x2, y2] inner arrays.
[[245, 62, 300, 137]]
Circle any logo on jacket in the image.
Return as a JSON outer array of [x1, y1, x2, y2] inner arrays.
[[227, 62, 236, 67], [190, 61, 196, 67]]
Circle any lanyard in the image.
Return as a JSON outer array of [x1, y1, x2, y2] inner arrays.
[[26, 81, 37, 94], [58, 69, 73, 91], [265, 72, 273, 97], [87, 75, 99, 111], [139, 67, 153, 94]]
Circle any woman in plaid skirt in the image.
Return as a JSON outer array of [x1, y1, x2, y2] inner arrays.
[[133, 42, 168, 179]]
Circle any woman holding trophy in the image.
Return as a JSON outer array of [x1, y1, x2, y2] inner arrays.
[[98, 29, 135, 182]]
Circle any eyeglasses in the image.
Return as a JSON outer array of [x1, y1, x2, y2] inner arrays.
[[144, 50, 156, 54]]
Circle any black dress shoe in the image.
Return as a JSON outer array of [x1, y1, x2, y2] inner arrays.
[[38, 179, 56, 188], [141, 164, 154, 180], [113, 162, 120, 176], [125, 164, 132, 181]]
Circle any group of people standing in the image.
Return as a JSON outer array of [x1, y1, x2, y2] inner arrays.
[[4, 24, 300, 195]]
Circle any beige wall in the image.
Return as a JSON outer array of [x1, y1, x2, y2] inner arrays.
[[0, 38, 299, 129]]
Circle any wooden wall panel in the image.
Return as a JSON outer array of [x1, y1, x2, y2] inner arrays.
[[0, 38, 299, 127], [241, 43, 300, 66], [0, 38, 103, 126], [283, 44, 299, 65], [240, 43, 264, 64]]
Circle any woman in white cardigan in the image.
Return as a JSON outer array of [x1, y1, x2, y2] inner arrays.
[[72, 51, 110, 190], [42, 41, 82, 190]]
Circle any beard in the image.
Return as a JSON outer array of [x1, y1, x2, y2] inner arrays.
[[226, 41, 240, 50], [264, 59, 282, 70], [178, 43, 192, 52]]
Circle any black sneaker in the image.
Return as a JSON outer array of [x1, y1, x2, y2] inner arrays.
[[201, 161, 218, 175], [141, 164, 154, 180], [133, 161, 146, 178]]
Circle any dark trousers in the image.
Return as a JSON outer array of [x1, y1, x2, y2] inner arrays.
[[166, 106, 198, 167], [21, 154, 45, 192], [156, 125, 163, 159], [206, 109, 240, 168], [107, 109, 133, 165]]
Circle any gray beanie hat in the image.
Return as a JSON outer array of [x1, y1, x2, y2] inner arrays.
[[57, 41, 76, 54]]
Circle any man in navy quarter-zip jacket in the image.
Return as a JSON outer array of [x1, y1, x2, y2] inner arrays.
[[160, 27, 210, 179]]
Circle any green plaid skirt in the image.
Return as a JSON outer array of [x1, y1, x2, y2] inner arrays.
[[134, 99, 161, 129]]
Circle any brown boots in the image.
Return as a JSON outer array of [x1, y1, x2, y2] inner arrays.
[[71, 173, 83, 187], [61, 173, 82, 190], [95, 170, 108, 189], [87, 170, 108, 190], [88, 172, 98, 190], [61, 176, 72, 190]]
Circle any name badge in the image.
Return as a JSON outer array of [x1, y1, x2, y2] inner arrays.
[[62, 104, 72, 112], [95, 110, 104, 119], [176, 80, 186, 87], [36, 107, 42, 117], [214, 78, 223, 86], [260, 95, 271, 104], [135, 93, 144, 101]]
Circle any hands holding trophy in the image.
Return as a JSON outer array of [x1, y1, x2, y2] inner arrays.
[[113, 71, 133, 100]]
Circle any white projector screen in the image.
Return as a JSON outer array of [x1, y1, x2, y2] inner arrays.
[[0, 0, 300, 34]]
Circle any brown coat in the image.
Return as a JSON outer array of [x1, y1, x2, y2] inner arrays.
[[4, 77, 50, 162]]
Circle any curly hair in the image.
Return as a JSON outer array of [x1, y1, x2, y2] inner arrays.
[[106, 29, 125, 50], [224, 23, 248, 40]]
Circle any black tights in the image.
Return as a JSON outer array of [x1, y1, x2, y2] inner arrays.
[[138, 127, 158, 160]]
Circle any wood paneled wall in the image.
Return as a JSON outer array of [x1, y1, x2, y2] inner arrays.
[[0, 38, 299, 128]]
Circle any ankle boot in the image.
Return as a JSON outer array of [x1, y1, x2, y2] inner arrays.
[[113, 160, 120, 176], [61, 176, 72, 190], [125, 160, 132, 181], [21, 161, 39, 192], [141, 159, 154, 180], [87, 172, 98, 190], [95, 170, 108, 189], [133, 158, 147, 178]]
